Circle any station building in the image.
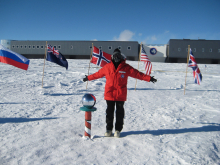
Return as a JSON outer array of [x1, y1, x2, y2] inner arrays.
[[167, 39, 220, 64], [1, 39, 220, 64]]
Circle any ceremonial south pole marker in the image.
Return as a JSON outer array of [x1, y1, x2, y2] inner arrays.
[[80, 94, 97, 138]]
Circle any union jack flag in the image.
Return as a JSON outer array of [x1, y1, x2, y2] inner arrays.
[[47, 44, 59, 57], [188, 49, 197, 70], [193, 67, 202, 85], [140, 44, 152, 75], [188, 48, 202, 84], [91, 46, 111, 67]]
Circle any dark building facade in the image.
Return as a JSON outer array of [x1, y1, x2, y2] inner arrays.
[[167, 39, 220, 64]]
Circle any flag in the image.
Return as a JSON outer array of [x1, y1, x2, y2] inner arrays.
[[0, 44, 30, 70], [140, 44, 152, 75], [188, 50, 197, 70], [188, 48, 202, 84], [46, 44, 68, 70], [194, 67, 202, 85], [91, 46, 111, 67]]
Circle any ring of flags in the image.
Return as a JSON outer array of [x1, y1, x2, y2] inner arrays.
[[0, 43, 203, 87]]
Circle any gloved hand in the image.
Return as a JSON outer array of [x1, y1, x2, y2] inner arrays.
[[83, 75, 88, 82], [150, 76, 157, 83]]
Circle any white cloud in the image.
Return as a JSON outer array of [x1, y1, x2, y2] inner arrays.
[[91, 39, 98, 41], [138, 33, 142, 36], [113, 30, 135, 41]]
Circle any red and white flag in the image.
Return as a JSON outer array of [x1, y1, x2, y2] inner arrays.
[[91, 46, 111, 67], [140, 45, 152, 75]]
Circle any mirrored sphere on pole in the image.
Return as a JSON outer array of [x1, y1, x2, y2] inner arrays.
[[82, 93, 96, 108]]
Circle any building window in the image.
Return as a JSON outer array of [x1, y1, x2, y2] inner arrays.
[[71, 46, 74, 49], [193, 48, 196, 52], [89, 46, 92, 49], [12, 45, 15, 48], [118, 46, 121, 50], [41, 45, 44, 49], [16, 45, 19, 49], [127, 46, 131, 50], [54, 45, 57, 49], [98, 46, 102, 50], [36, 45, 40, 49], [202, 48, 204, 52], [218, 49, 220, 53], [209, 48, 212, 52], [108, 46, 112, 50], [20, 45, 23, 49], [32, 45, 35, 49], [24, 45, 27, 49], [178, 48, 181, 52], [58, 45, 61, 49], [186, 48, 188, 52], [29, 45, 31, 49]]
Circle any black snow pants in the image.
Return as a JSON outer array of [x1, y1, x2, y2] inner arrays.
[[106, 100, 125, 132]]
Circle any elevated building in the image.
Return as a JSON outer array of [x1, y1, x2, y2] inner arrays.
[[1, 40, 139, 60], [1, 39, 220, 63], [167, 39, 220, 64]]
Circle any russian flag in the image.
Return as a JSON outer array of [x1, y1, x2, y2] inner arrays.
[[0, 44, 30, 70]]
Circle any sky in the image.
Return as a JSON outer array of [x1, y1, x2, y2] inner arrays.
[[1, 0, 220, 44]]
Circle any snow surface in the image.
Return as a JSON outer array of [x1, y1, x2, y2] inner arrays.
[[0, 59, 220, 165]]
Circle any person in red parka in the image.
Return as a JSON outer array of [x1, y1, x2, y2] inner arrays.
[[83, 48, 157, 137]]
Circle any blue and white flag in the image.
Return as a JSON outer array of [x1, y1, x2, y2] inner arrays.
[[0, 44, 30, 70]]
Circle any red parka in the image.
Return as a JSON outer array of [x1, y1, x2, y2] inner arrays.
[[88, 60, 151, 101]]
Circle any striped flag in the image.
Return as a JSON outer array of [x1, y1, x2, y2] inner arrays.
[[140, 44, 152, 75], [0, 44, 30, 70]]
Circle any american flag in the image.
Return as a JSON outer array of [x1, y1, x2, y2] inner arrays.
[[140, 44, 152, 75], [188, 48, 202, 85], [91, 46, 111, 67]]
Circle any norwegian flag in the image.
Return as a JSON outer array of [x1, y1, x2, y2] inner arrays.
[[140, 44, 152, 75], [91, 46, 111, 67], [188, 48, 202, 85]]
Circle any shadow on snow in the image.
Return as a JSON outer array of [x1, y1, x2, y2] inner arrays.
[[121, 124, 220, 137], [128, 88, 220, 92], [0, 117, 59, 124]]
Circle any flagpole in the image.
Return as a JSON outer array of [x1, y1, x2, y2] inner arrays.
[[42, 41, 47, 88], [184, 45, 190, 95], [86, 43, 93, 89], [134, 42, 142, 91]]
